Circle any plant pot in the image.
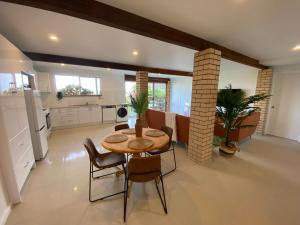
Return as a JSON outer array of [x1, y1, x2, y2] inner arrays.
[[135, 119, 143, 138], [219, 142, 238, 155]]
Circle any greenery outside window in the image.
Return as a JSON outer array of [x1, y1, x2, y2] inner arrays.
[[55, 75, 101, 96]]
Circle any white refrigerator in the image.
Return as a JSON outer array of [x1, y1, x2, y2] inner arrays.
[[24, 90, 48, 160]]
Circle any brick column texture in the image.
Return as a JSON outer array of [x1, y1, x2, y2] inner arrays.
[[136, 71, 148, 126], [166, 80, 171, 112], [136, 71, 148, 96], [255, 69, 273, 135], [188, 48, 221, 163]]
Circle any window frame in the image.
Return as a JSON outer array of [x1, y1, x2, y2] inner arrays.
[[54, 74, 102, 97]]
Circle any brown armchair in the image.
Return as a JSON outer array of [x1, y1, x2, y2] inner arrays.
[[214, 112, 261, 143]]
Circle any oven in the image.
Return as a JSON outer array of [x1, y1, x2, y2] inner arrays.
[[42, 108, 52, 136], [46, 112, 51, 130]]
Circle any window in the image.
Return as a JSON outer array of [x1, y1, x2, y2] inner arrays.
[[125, 81, 136, 117], [55, 75, 101, 96], [148, 82, 167, 111], [125, 77, 167, 113]]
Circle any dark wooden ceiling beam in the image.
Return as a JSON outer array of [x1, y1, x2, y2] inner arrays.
[[24, 52, 192, 76], [2, 0, 267, 69], [125, 75, 170, 83]]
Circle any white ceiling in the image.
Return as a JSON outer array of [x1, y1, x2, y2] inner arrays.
[[0, 0, 299, 70], [0, 2, 194, 72], [98, 0, 300, 66]]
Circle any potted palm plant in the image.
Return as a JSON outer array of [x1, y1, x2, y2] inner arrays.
[[129, 92, 148, 137], [216, 85, 270, 155]]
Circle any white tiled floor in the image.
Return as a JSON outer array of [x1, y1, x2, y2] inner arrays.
[[6, 124, 300, 225]]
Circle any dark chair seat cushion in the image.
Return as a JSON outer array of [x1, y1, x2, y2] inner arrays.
[[148, 148, 169, 155], [94, 152, 126, 169]]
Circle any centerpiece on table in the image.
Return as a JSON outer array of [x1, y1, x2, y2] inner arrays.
[[129, 92, 148, 137], [216, 84, 270, 155]]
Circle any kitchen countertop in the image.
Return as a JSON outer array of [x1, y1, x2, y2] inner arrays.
[[47, 103, 128, 109]]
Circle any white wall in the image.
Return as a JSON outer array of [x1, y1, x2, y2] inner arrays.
[[219, 59, 259, 96], [33, 62, 128, 108], [170, 59, 259, 115], [266, 65, 300, 141]]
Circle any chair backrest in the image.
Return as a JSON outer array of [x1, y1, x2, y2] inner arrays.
[[83, 138, 100, 165], [146, 109, 166, 130], [160, 126, 173, 151], [128, 155, 161, 182], [115, 123, 129, 131]]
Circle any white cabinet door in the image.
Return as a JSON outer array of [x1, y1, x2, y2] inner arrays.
[[0, 92, 28, 140], [15, 92, 29, 131], [14, 146, 35, 191], [50, 108, 61, 127], [78, 106, 101, 124], [90, 106, 102, 123], [35, 72, 51, 92], [78, 107, 90, 124], [59, 108, 79, 126], [51, 106, 101, 128]]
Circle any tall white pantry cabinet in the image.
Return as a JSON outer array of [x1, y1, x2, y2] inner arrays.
[[0, 90, 35, 203], [0, 34, 36, 204]]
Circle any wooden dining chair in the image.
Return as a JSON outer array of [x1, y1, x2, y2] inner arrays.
[[147, 126, 176, 176], [115, 123, 129, 131], [83, 138, 126, 202], [123, 155, 167, 222]]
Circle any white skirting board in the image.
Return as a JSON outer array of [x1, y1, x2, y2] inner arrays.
[[0, 205, 11, 225]]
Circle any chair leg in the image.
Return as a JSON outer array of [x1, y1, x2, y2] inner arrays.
[[89, 162, 125, 202], [123, 176, 129, 222], [89, 162, 92, 202], [155, 175, 168, 214], [163, 144, 177, 176]]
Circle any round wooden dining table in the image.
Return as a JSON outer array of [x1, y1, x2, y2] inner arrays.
[[101, 128, 169, 155]]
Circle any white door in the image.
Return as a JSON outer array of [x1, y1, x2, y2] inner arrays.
[[266, 73, 300, 141]]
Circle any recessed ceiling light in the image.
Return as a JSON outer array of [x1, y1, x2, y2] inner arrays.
[[106, 68, 111, 71], [18, 60, 23, 63], [132, 50, 139, 56], [61, 63, 65, 66], [292, 45, 300, 51], [49, 35, 58, 41]]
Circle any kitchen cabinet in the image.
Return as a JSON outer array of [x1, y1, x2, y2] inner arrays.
[[35, 72, 51, 92], [78, 106, 101, 124], [51, 105, 102, 128], [0, 91, 35, 204]]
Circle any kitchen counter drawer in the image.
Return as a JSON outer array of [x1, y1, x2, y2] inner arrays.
[[59, 108, 77, 113], [9, 127, 32, 164], [14, 146, 35, 191]]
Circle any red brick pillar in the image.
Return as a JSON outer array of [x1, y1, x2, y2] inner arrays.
[[166, 80, 171, 112], [136, 71, 148, 96], [136, 71, 148, 126], [255, 69, 273, 135], [188, 48, 221, 162]]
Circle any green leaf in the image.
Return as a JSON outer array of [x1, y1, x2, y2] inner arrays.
[[129, 92, 148, 118], [216, 84, 271, 146]]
